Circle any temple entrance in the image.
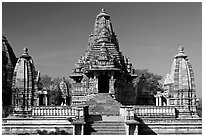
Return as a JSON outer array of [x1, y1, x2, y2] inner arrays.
[[98, 74, 109, 93]]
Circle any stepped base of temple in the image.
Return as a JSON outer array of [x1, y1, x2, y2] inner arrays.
[[2, 116, 74, 135], [137, 118, 202, 135], [84, 115, 126, 135], [85, 93, 121, 116], [84, 93, 126, 135], [176, 109, 200, 118]]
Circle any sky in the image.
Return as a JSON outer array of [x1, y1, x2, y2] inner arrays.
[[2, 2, 202, 97]]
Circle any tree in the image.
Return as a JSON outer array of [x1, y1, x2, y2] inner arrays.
[[134, 69, 163, 105], [134, 69, 163, 94], [40, 75, 72, 106], [49, 89, 63, 106], [40, 75, 54, 90], [40, 75, 64, 90]]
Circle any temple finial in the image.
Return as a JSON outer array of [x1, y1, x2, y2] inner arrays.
[[23, 47, 28, 55], [101, 8, 106, 13], [178, 46, 184, 53]]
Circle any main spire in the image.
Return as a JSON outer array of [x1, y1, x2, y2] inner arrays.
[[89, 9, 116, 45]]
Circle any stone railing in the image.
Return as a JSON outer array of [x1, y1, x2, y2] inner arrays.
[[134, 105, 176, 118], [120, 105, 176, 120], [32, 106, 88, 120]]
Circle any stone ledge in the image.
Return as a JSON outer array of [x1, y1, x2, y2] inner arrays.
[[71, 120, 86, 125], [125, 120, 140, 124]]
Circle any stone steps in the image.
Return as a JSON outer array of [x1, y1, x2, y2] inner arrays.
[[86, 126, 125, 129], [91, 132, 125, 135], [86, 122, 125, 127], [85, 121, 126, 135], [84, 93, 125, 135]]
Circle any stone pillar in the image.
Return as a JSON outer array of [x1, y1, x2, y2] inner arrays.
[[93, 74, 98, 93], [45, 94, 47, 106], [81, 125, 84, 135], [96, 78, 98, 93], [36, 96, 39, 106], [73, 125, 75, 135], [64, 97, 66, 106], [126, 124, 129, 135], [159, 96, 162, 106], [134, 125, 138, 135], [155, 96, 159, 106], [166, 98, 169, 106]]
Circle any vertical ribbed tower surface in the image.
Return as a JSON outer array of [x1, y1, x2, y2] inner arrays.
[[2, 35, 17, 106], [11, 47, 38, 116], [164, 46, 197, 117]]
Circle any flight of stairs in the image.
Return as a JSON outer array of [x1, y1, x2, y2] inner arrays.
[[84, 121, 126, 135], [84, 93, 126, 135], [85, 93, 121, 116]]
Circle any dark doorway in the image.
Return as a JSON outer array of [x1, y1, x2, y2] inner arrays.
[[39, 94, 44, 106], [98, 74, 109, 93]]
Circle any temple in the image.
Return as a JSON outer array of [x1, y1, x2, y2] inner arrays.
[[2, 9, 202, 135], [70, 9, 137, 106], [155, 46, 198, 118], [11, 47, 40, 116]]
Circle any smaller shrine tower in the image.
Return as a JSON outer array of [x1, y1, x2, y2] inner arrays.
[[161, 46, 198, 118], [11, 47, 38, 116]]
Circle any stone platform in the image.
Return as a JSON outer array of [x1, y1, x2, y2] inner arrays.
[[137, 118, 202, 135], [85, 93, 121, 116], [2, 116, 74, 135]]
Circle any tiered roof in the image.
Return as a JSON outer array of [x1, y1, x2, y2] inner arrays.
[[71, 9, 134, 76]]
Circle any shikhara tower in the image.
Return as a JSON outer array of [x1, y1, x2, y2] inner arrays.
[[11, 48, 39, 115], [70, 9, 137, 105], [162, 46, 198, 117], [2, 35, 17, 107]]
